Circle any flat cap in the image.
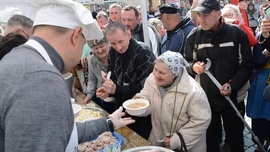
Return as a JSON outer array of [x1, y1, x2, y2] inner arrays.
[[155, 3, 180, 17], [192, 0, 220, 14]]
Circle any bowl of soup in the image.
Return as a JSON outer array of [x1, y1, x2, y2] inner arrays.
[[123, 99, 149, 116]]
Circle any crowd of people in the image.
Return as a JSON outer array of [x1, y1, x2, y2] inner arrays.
[[0, 0, 270, 151]]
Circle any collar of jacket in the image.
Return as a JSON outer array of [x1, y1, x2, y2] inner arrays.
[[131, 22, 142, 34], [168, 17, 192, 33], [205, 18, 226, 38]]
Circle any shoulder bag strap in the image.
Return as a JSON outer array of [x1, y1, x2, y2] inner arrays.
[[177, 132, 188, 152]]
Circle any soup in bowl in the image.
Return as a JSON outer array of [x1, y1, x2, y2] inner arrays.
[[123, 98, 149, 116]]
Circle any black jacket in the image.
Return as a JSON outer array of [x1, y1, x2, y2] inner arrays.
[[108, 38, 156, 107], [185, 22, 254, 105]]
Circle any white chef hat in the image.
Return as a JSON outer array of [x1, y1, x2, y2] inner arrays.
[[27, 0, 103, 41], [0, 7, 22, 26], [157, 51, 189, 76]]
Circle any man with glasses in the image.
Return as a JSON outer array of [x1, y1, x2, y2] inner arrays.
[[185, 0, 253, 151], [155, 3, 195, 56], [3, 14, 33, 39], [121, 5, 161, 58]]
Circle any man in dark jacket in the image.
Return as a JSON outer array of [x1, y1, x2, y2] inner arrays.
[[184, 0, 254, 151], [96, 21, 156, 140], [155, 3, 195, 55]]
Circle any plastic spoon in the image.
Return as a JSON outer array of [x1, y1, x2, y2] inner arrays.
[[107, 71, 111, 81]]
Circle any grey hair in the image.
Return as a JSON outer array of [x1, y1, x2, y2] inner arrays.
[[7, 14, 33, 29], [222, 4, 243, 21], [109, 3, 122, 11], [105, 21, 127, 36], [96, 11, 108, 20]]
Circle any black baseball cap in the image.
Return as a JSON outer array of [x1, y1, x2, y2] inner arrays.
[[192, 0, 221, 14], [155, 3, 180, 17]]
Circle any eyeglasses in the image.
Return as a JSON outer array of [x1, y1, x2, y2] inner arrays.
[[20, 29, 30, 39], [223, 13, 234, 18]]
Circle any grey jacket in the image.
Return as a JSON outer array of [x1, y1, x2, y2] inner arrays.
[[0, 37, 110, 152], [86, 54, 107, 99]]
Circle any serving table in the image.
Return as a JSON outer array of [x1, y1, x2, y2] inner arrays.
[[74, 89, 151, 150]]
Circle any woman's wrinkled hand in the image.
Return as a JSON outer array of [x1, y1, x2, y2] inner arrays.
[[163, 136, 171, 149]]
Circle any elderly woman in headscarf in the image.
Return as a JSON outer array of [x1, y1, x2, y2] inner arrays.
[[133, 51, 211, 152]]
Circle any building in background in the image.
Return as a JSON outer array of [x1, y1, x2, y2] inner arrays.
[[0, 0, 192, 21]]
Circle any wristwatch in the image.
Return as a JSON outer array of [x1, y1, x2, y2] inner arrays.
[[106, 119, 114, 132]]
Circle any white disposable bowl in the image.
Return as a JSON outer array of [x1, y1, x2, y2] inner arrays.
[[72, 104, 82, 118], [70, 98, 75, 104], [123, 99, 149, 116]]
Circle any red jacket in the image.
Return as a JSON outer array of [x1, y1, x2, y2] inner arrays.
[[234, 19, 257, 46], [240, 8, 250, 27]]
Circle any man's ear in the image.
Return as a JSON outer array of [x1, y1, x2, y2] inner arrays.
[[136, 17, 141, 23], [217, 10, 222, 19], [71, 27, 83, 45], [14, 28, 21, 34], [126, 30, 131, 39]]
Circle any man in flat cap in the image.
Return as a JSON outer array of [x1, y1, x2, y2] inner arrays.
[[184, 0, 253, 151], [0, 0, 135, 151], [155, 3, 195, 55]]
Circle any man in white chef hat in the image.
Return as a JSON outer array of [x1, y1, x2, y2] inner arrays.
[[0, 0, 135, 151]]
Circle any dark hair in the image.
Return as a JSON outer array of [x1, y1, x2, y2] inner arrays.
[[92, 11, 98, 19], [248, 3, 254, 6], [123, 5, 140, 18], [0, 33, 27, 60]]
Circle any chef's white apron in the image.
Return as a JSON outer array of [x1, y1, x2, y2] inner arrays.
[[25, 39, 78, 152]]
